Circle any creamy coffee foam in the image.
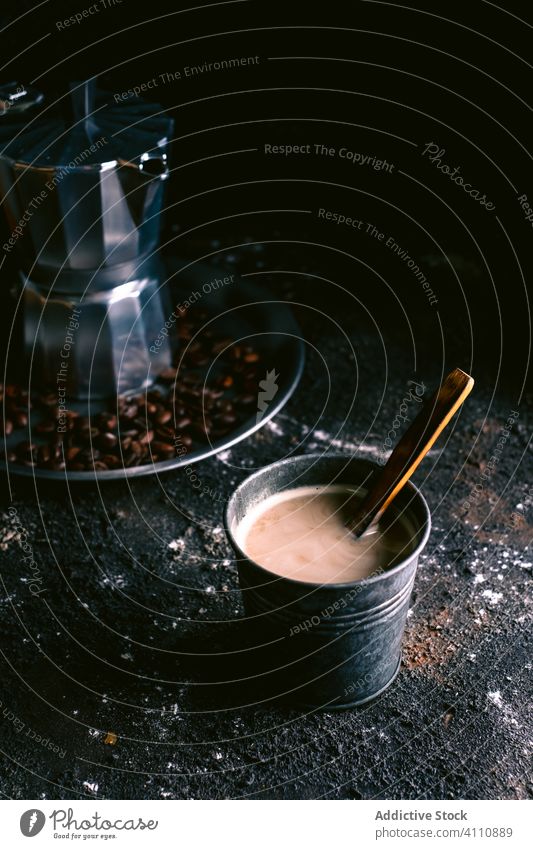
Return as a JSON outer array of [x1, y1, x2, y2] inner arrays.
[[236, 485, 417, 584]]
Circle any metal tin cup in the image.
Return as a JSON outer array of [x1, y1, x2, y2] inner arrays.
[[225, 454, 431, 709]]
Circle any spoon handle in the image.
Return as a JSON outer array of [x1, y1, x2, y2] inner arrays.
[[347, 368, 474, 537]]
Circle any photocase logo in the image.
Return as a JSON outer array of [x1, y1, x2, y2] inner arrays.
[[256, 369, 279, 423], [20, 809, 46, 837]]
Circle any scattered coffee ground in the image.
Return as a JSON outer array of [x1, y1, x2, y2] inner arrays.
[[0, 309, 263, 472]]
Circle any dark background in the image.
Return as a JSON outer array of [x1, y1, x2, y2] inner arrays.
[[0, 0, 531, 801]]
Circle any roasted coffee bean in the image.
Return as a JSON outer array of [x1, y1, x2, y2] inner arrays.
[[97, 412, 117, 430], [158, 367, 177, 382], [216, 399, 234, 413], [182, 373, 202, 386], [101, 454, 120, 469], [37, 445, 51, 463], [154, 409, 172, 425], [151, 440, 174, 457], [15, 440, 36, 458], [211, 338, 233, 356], [40, 392, 57, 407], [191, 423, 211, 439], [42, 458, 65, 470], [35, 419, 56, 434], [235, 394, 256, 407], [92, 461, 109, 471], [83, 427, 100, 441], [119, 427, 138, 439], [188, 353, 210, 367], [119, 403, 138, 420], [2, 310, 264, 473], [182, 386, 202, 399], [77, 448, 101, 462], [155, 425, 175, 440], [217, 413, 237, 426], [50, 441, 64, 461], [124, 451, 140, 467]]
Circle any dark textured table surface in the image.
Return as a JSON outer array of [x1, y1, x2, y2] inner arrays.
[[0, 246, 531, 801]]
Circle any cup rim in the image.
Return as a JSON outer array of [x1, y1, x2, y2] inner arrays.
[[224, 453, 432, 589]]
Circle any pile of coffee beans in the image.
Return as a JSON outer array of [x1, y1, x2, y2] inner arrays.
[[0, 310, 264, 473]]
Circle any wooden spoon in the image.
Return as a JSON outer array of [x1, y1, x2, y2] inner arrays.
[[347, 368, 474, 537]]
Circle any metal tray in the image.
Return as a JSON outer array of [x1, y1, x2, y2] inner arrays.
[[1, 266, 304, 482]]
